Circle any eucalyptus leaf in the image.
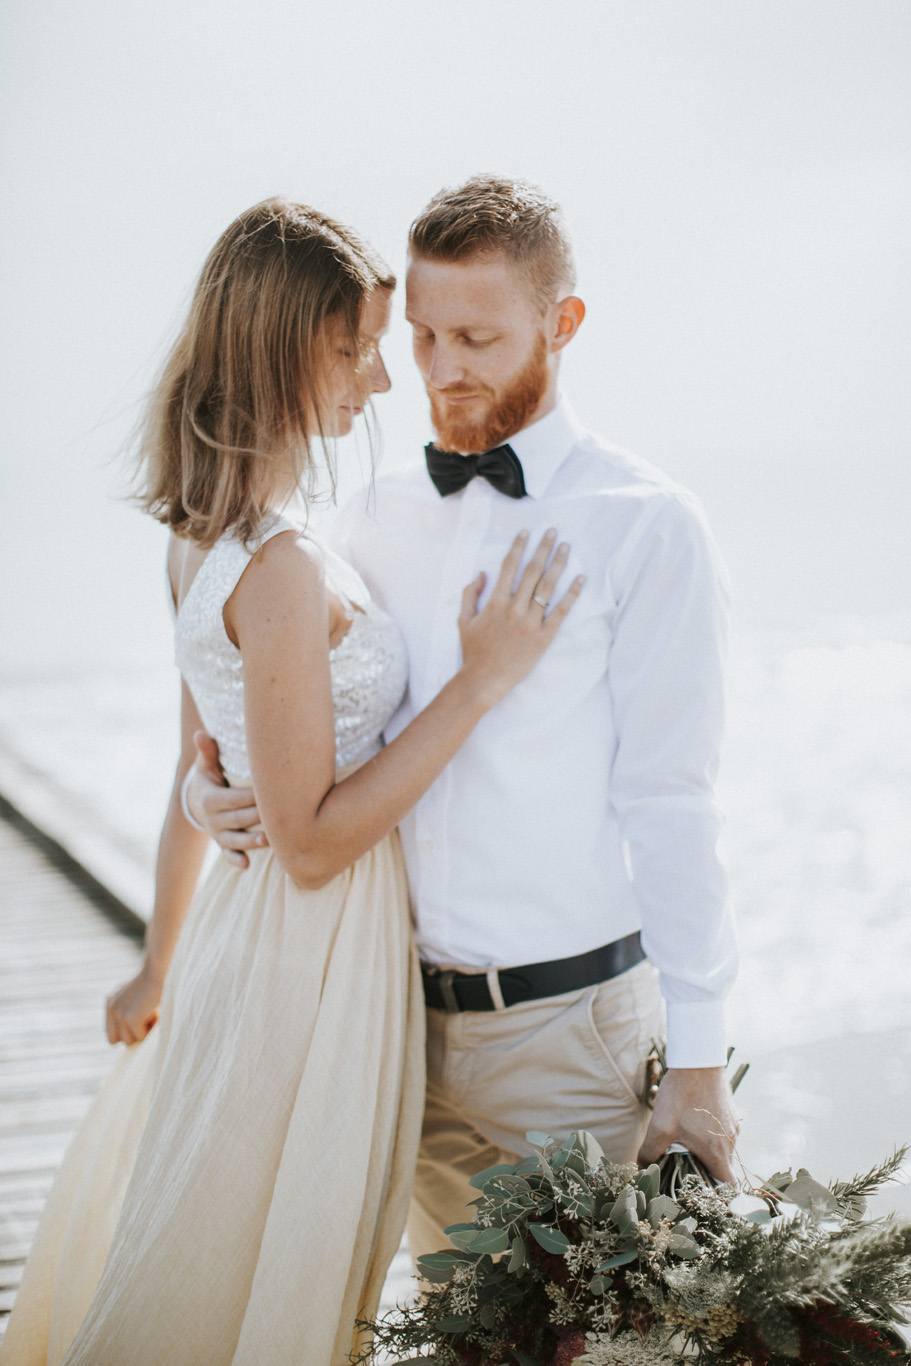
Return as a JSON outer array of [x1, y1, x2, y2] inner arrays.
[[417, 1250, 469, 1270], [526, 1130, 553, 1148], [468, 1226, 512, 1254], [746, 1209, 772, 1224], [537, 1153, 556, 1186], [609, 1186, 639, 1233], [528, 1222, 571, 1253], [436, 1314, 472, 1333], [479, 1302, 498, 1328], [508, 1234, 528, 1274], [598, 1248, 639, 1270], [647, 1194, 682, 1228], [469, 1162, 518, 1190], [417, 1264, 459, 1283], [492, 1174, 532, 1194], [478, 1268, 509, 1294], [417, 1252, 474, 1283], [562, 1151, 589, 1177], [667, 1232, 700, 1259], [637, 1164, 660, 1203], [778, 1170, 840, 1218], [563, 1190, 595, 1216], [573, 1130, 605, 1166]]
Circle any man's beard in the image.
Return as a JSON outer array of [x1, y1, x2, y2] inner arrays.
[[428, 332, 549, 454]]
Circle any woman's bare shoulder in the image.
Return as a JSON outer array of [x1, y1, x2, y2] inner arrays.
[[229, 528, 328, 620], [255, 527, 325, 581]]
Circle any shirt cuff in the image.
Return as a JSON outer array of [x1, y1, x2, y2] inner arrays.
[[179, 768, 206, 834], [664, 1000, 728, 1069]]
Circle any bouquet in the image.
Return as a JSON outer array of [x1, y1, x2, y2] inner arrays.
[[358, 1074, 911, 1365]]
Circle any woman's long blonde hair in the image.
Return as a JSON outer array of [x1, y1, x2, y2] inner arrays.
[[139, 198, 394, 547]]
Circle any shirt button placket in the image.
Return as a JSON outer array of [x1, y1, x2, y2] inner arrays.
[[421, 483, 491, 954]]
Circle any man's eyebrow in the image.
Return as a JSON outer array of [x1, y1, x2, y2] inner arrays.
[[404, 314, 500, 333]]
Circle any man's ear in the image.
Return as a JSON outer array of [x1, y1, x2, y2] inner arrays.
[[550, 296, 585, 352]]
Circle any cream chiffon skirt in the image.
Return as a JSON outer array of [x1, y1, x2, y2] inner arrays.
[[1, 826, 425, 1366]]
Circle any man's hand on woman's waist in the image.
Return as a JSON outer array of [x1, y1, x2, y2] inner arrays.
[[183, 731, 266, 868]]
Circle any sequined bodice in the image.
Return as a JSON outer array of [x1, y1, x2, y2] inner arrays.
[[174, 518, 408, 781]]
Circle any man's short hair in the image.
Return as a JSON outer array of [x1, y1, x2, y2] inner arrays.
[[408, 174, 576, 310]]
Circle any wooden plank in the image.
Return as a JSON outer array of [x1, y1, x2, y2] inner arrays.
[[0, 1093, 97, 1133], [0, 808, 142, 1340], [0, 1174, 56, 1209], [0, 1266, 25, 1295]]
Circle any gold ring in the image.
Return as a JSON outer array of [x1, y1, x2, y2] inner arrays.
[[533, 594, 548, 608]]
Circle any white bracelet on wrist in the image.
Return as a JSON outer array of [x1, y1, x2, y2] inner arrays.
[[180, 767, 207, 834]]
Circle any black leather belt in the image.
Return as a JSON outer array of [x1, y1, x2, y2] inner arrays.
[[421, 932, 645, 1012]]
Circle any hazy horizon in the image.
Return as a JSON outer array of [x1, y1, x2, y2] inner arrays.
[[2, 0, 909, 675]]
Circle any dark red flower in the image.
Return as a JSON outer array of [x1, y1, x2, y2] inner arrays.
[[551, 1326, 587, 1365]]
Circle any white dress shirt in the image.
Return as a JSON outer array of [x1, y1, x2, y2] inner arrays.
[[332, 397, 737, 1068]]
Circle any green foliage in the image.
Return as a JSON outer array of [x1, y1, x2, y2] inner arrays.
[[355, 1128, 911, 1366]]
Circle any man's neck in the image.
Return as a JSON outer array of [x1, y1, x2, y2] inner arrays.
[[488, 382, 560, 452]]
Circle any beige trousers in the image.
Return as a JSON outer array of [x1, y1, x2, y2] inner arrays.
[[408, 958, 665, 1261]]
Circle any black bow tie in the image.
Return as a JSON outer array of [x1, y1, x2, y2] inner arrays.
[[424, 442, 527, 499]]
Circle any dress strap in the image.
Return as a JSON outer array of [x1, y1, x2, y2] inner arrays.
[[185, 516, 301, 624]]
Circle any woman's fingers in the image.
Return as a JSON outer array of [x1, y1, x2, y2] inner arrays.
[[106, 1001, 136, 1047], [542, 573, 586, 630], [488, 528, 570, 610], [528, 540, 570, 609], [465, 527, 583, 636], [458, 572, 486, 627], [516, 528, 558, 600], [107, 1006, 157, 1048], [489, 531, 531, 602]]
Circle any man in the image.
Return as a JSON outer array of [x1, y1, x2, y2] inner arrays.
[[186, 175, 739, 1257]]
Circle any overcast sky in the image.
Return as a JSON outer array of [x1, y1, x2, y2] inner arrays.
[[2, 0, 909, 673]]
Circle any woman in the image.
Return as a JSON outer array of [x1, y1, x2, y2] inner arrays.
[[0, 199, 582, 1365]]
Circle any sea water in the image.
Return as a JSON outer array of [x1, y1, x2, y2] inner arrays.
[[1, 612, 909, 1217]]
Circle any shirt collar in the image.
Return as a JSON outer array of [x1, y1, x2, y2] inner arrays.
[[508, 395, 585, 499]]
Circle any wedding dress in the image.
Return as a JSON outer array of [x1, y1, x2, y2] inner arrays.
[[1, 517, 425, 1365]]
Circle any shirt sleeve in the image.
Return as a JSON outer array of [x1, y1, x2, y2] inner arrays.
[[607, 492, 738, 1069]]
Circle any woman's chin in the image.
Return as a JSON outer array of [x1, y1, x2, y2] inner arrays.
[[334, 406, 362, 437]]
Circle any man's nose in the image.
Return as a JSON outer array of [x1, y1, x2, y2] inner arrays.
[[426, 342, 464, 390]]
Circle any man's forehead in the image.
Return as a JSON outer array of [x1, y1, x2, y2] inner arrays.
[[405, 254, 530, 325]]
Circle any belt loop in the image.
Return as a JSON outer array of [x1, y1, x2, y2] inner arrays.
[[486, 968, 506, 1011], [438, 970, 460, 1013]]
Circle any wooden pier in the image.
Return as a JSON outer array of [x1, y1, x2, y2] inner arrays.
[[0, 796, 144, 1341]]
